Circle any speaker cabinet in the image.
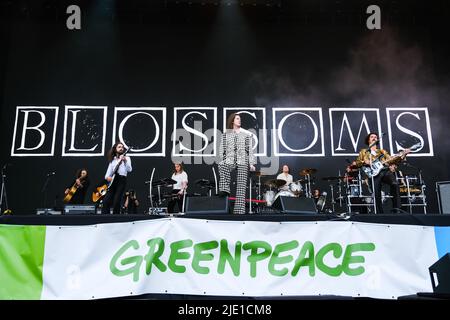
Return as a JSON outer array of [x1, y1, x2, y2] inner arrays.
[[63, 205, 97, 215], [429, 253, 450, 295], [273, 196, 317, 214], [185, 196, 229, 215], [436, 181, 450, 214]]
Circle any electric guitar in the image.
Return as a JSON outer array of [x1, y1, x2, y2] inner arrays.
[[92, 148, 131, 203], [63, 176, 86, 203], [361, 143, 421, 178]]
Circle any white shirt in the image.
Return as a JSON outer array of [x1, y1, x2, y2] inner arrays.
[[171, 171, 188, 190], [105, 156, 132, 179], [277, 173, 293, 190]]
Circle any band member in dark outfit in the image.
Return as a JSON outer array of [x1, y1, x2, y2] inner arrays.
[[312, 188, 321, 205], [355, 132, 409, 214], [64, 168, 90, 204], [101, 142, 132, 214], [123, 189, 139, 214], [218, 113, 256, 215]]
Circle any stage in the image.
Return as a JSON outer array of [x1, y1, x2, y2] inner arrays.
[[2, 0, 450, 301], [1, 212, 449, 300], [1, 212, 450, 226]]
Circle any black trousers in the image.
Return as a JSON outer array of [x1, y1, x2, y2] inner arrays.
[[168, 189, 183, 213], [101, 175, 127, 214], [373, 169, 400, 213]]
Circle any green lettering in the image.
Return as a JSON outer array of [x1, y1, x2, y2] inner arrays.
[[243, 241, 272, 278], [192, 241, 219, 274], [218, 240, 242, 276], [144, 237, 167, 274], [168, 239, 193, 273], [269, 240, 298, 276], [316, 243, 343, 276], [291, 241, 315, 276], [342, 243, 376, 276], [110, 240, 143, 282]]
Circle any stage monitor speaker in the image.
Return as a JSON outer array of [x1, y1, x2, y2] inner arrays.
[[36, 208, 61, 215], [185, 196, 229, 215], [273, 196, 317, 214], [436, 181, 450, 214], [63, 205, 97, 215], [429, 253, 450, 294]]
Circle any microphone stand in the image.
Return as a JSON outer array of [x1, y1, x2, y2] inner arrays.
[[41, 173, 55, 210], [0, 165, 11, 215], [367, 140, 378, 214]]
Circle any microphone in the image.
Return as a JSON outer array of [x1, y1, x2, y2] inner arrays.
[[322, 192, 327, 197], [47, 172, 56, 177], [369, 133, 386, 148]]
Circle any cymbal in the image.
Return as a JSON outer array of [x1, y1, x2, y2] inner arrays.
[[299, 168, 317, 175], [195, 179, 215, 188], [152, 178, 177, 186], [264, 179, 286, 188], [250, 171, 270, 176], [195, 178, 211, 185], [322, 176, 346, 181]]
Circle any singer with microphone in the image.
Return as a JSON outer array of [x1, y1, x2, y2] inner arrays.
[[101, 142, 132, 214], [354, 132, 402, 213]]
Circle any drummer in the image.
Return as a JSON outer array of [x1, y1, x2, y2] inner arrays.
[[168, 162, 188, 213], [277, 165, 293, 191]]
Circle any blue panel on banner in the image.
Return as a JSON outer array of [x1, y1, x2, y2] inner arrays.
[[435, 227, 450, 258]]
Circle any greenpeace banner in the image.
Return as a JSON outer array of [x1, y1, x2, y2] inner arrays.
[[1, 219, 450, 300]]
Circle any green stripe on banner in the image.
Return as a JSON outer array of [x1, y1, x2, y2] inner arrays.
[[0, 225, 46, 300]]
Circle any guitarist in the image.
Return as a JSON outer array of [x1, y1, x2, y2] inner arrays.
[[64, 169, 90, 204], [355, 132, 409, 214], [101, 142, 132, 214]]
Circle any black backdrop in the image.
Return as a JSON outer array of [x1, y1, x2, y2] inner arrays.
[[1, 0, 450, 214]]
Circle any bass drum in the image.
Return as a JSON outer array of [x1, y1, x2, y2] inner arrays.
[[264, 190, 276, 207], [399, 175, 423, 195], [288, 182, 303, 197]]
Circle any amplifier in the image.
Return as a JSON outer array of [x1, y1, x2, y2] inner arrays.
[[436, 181, 450, 214], [63, 205, 97, 215], [36, 208, 61, 215]]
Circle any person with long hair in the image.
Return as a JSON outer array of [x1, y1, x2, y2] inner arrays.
[[218, 113, 256, 214], [168, 162, 188, 213], [64, 168, 90, 204], [354, 132, 409, 213], [101, 142, 132, 214]]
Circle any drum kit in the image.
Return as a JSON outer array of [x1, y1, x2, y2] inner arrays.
[[260, 168, 317, 208], [323, 162, 427, 214], [146, 177, 177, 213], [144, 160, 427, 215]]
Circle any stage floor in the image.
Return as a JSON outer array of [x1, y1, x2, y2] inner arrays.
[[1, 213, 450, 226]]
